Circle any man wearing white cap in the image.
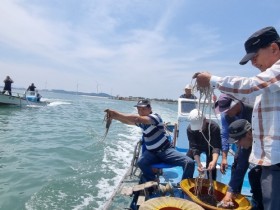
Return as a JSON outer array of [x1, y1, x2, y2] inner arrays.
[[180, 84, 197, 99], [186, 109, 221, 180]]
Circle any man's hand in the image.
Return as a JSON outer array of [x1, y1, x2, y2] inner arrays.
[[192, 72, 212, 87], [104, 109, 115, 119], [208, 161, 216, 171], [197, 163, 204, 173], [220, 158, 228, 174], [218, 192, 235, 208]]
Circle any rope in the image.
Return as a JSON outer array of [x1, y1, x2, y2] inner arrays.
[[194, 172, 206, 196], [208, 170, 214, 196], [190, 80, 220, 158]]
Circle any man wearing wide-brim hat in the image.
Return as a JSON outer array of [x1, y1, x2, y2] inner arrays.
[[219, 119, 263, 209]]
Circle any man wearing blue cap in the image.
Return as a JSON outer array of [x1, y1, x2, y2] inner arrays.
[[105, 99, 195, 183], [215, 94, 252, 174], [194, 26, 280, 209]]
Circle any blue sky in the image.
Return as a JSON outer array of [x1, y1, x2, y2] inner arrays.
[[1, 0, 279, 99]]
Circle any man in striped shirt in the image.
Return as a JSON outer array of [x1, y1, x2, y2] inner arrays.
[[194, 26, 280, 210], [105, 99, 195, 183]]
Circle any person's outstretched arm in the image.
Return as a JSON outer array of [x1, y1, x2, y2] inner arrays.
[[105, 109, 151, 125]]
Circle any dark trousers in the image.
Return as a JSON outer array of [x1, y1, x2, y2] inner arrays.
[[261, 164, 280, 210], [231, 158, 243, 193], [2, 89, 12, 95], [248, 165, 263, 210]]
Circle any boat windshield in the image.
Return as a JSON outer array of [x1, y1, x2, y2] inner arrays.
[[181, 101, 196, 114], [178, 98, 215, 117]]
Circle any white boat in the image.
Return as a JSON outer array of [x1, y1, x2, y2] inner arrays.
[[104, 98, 252, 210], [0, 90, 47, 106]]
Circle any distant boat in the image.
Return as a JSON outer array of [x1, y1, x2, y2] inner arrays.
[[0, 90, 48, 106]]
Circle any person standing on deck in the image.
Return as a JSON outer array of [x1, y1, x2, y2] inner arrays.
[[2, 76, 13, 95], [105, 99, 195, 183], [27, 83, 36, 92], [186, 109, 221, 180], [193, 26, 280, 210]]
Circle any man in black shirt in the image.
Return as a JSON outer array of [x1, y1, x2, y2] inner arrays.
[[27, 83, 36, 91], [186, 109, 221, 180]]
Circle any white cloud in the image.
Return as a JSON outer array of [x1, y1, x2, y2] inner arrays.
[[0, 0, 279, 99]]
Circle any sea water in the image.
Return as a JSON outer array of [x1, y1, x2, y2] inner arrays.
[[0, 91, 178, 210]]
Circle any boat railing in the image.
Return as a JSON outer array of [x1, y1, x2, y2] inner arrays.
[[5, 90, 26, 99], [5, 90, 39, 98], [26, 90, 36, 96]]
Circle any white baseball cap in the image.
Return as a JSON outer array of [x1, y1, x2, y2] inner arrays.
[[185, 84, 192, 89], [188, 109, 204, 131]]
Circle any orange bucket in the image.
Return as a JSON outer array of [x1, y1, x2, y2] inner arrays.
[[180, 178, 251, 210]]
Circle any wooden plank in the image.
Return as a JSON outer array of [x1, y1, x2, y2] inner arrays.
[[137, 195, 146, 206], [133, 181, 158, 192], [120, 186, 133, 196]]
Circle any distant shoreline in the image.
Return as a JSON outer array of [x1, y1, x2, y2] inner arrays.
[[6, 87, 178, 103]]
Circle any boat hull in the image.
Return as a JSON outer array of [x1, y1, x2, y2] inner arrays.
[[0, 94, 45, 106]]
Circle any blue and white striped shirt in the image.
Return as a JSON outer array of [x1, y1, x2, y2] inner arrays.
[[136, 113, 169, 152]]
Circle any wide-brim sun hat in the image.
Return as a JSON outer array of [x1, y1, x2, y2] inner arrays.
[[214, 94, 238, 113], [227, 119, 251, 143]]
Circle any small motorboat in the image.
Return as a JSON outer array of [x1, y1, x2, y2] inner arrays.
[[25, 90, 42, 102], [0, 90, 47, 106]]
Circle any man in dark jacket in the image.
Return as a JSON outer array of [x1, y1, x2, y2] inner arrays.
[[27, 83, 36, 92], [2, 76, 13, 95]]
